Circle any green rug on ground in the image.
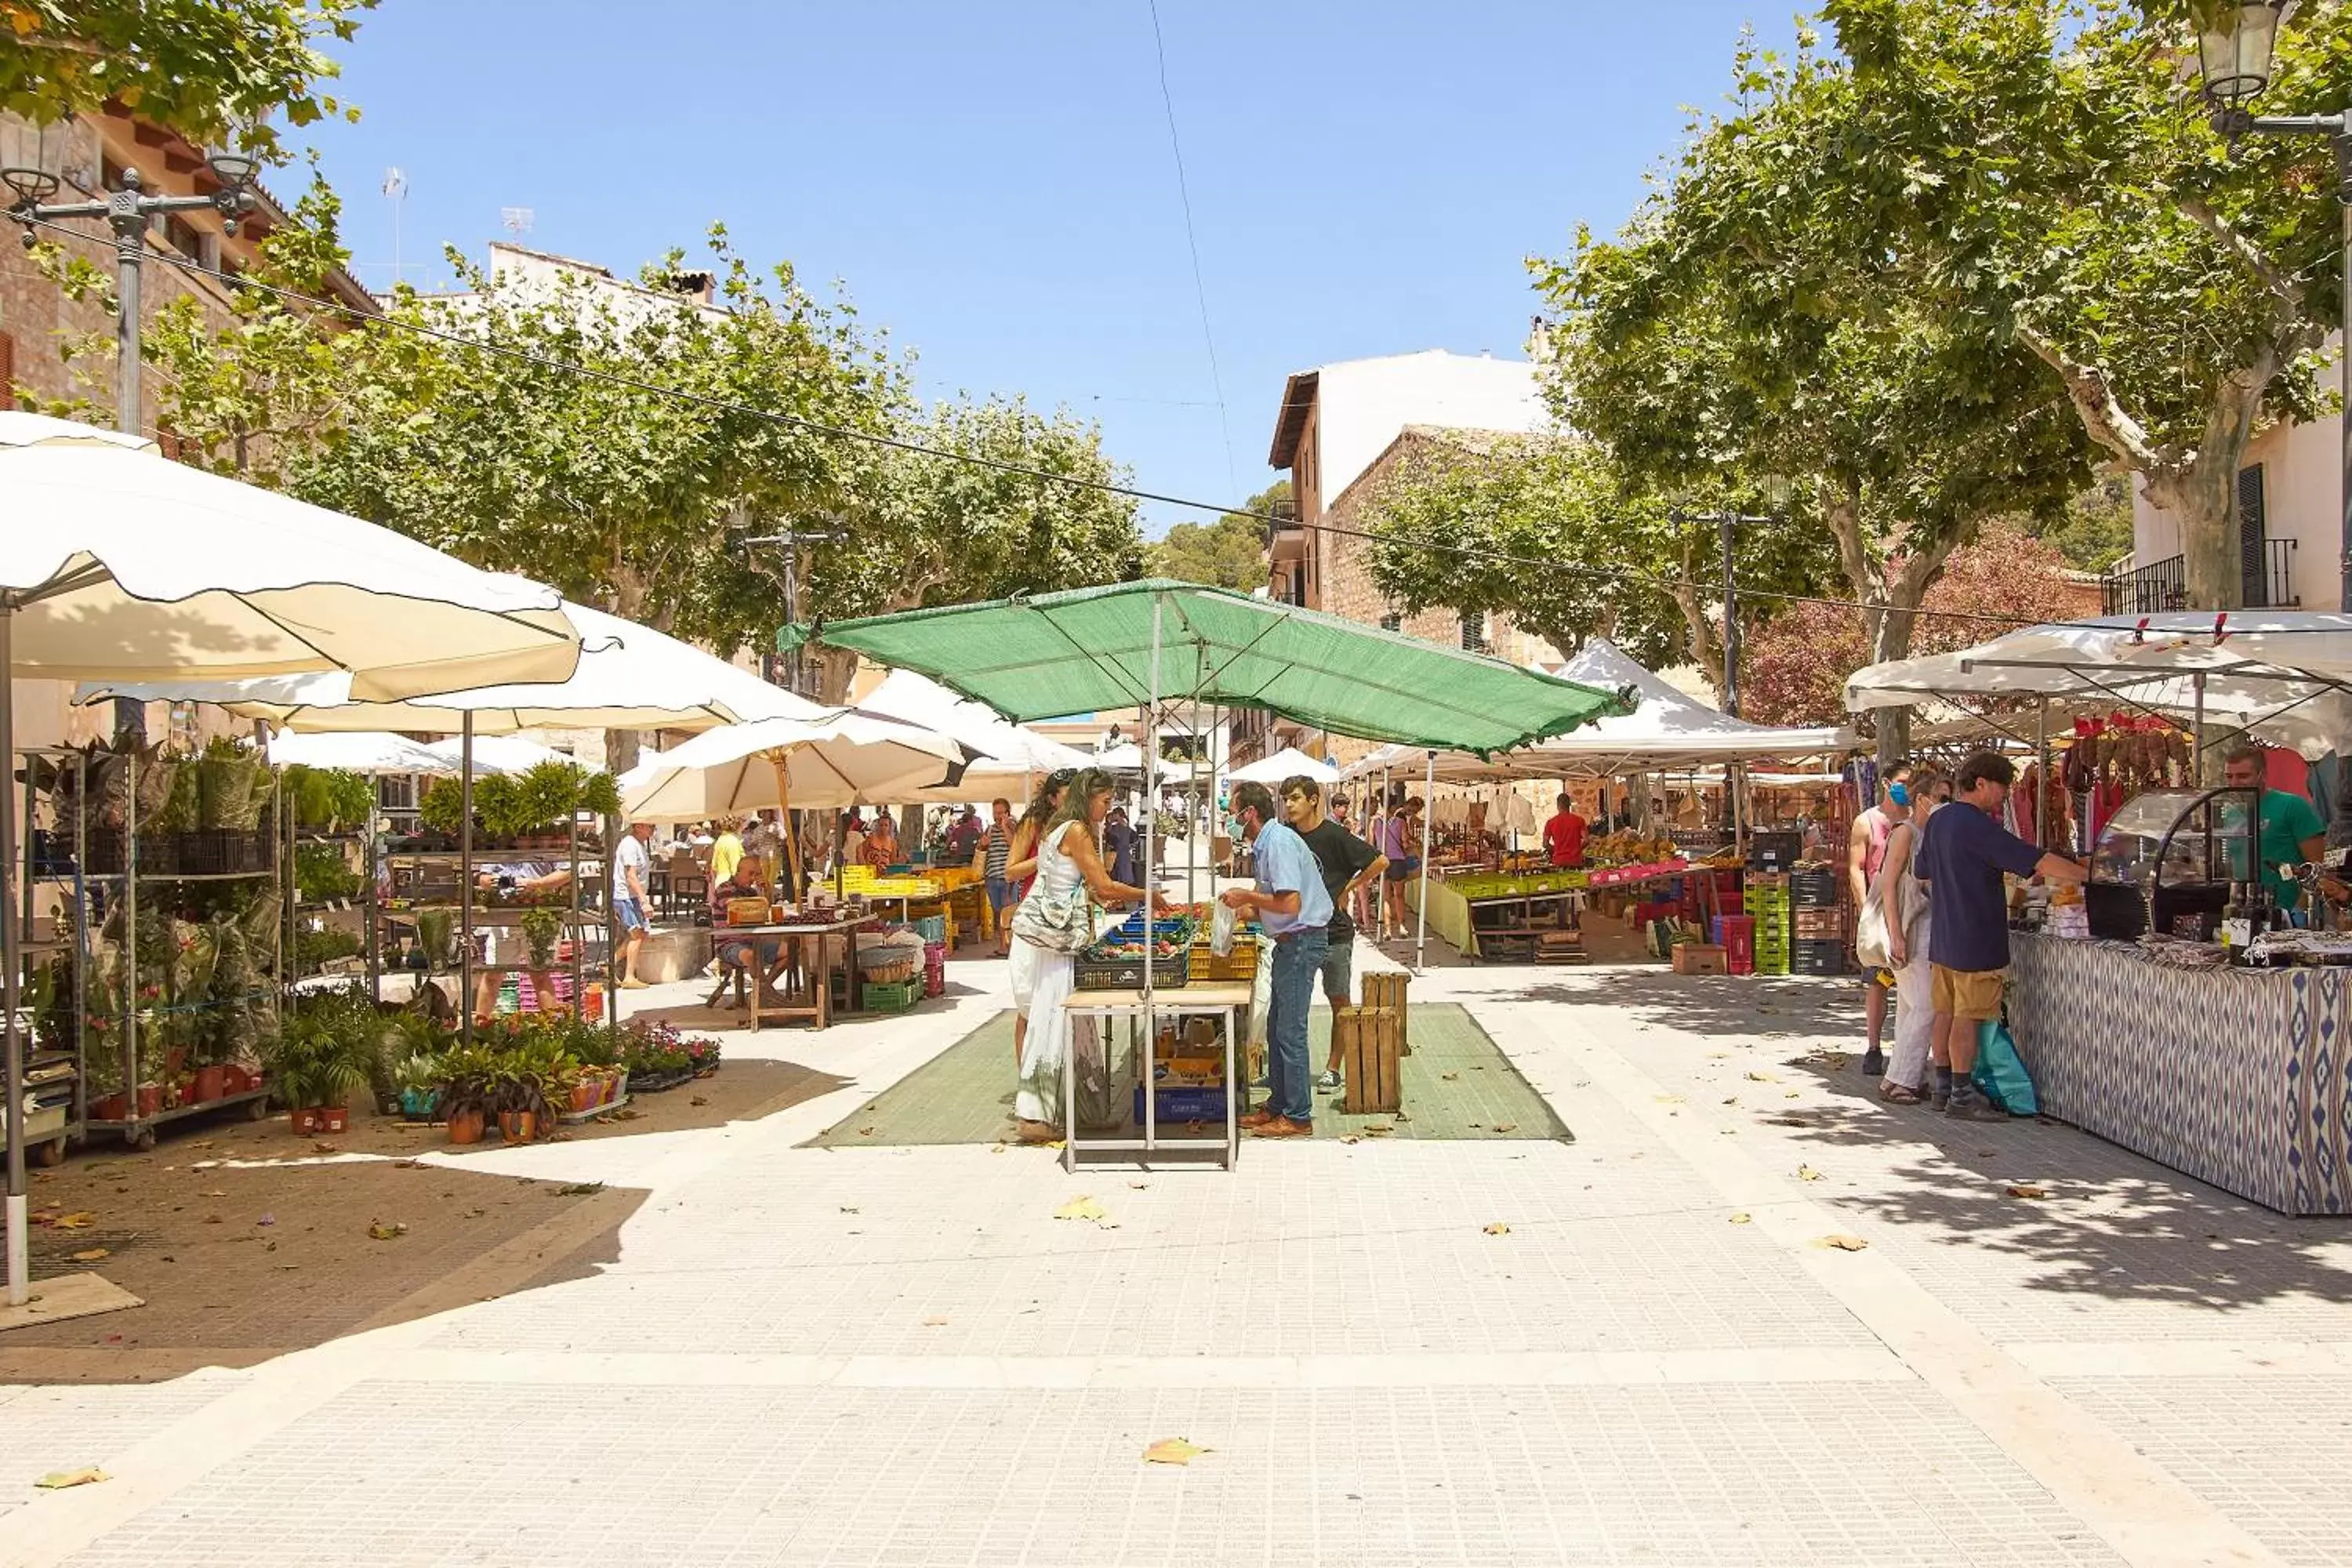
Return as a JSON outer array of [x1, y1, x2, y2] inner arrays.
[[808, 1003, 1569, 1147]]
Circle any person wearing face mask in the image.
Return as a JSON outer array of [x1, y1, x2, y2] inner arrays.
[[1221, 781, 1333, 1138]]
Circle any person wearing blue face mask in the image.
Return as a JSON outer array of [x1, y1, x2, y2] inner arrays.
[[1849, 764, 1912, 1080], [1221, 780, 1332, 1138]]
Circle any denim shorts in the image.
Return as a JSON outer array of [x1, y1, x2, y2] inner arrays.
[[613, 896, 648, 933], [986, 873, 1015, 912], [1317, 931, 1354, 1004]]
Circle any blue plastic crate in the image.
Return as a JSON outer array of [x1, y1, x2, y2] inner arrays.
[[1131, 1086, 1232, 1125]]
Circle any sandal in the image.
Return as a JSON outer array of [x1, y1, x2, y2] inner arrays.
[[1878, 1082, 1924, 1105]]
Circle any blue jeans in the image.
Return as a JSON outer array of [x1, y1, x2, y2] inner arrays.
[[1267, 927, 1328, 1123]]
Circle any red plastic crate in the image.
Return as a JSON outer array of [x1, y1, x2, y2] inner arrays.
[[1719, 915, 1756, 975]]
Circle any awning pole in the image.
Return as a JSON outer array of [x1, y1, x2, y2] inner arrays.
[[2034, 698, 2052, 852], [1135, 595, 1165, 1166], [2, 601, 25, 1306], [2192, 672, 2207, 789], [1415, 749, 1434, 973], [459, 713, 474, 1043]]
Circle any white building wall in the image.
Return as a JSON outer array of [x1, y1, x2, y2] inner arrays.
[[1309, 350, 1548, 510]]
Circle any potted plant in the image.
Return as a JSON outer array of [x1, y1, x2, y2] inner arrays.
[[392, 1051, 443, 1121], [416, 909, 455, 975], [521, 906, 564, 972], [437, 1046, 492, 1145]]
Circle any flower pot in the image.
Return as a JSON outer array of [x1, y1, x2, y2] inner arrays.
[[192, 1065, 227, 1103], [399, 1086, 438, 1122], [568, 1081, 597, 1113], [497, 1109, 538, 1143], [289, 1106, 320, 1134], [314, 1105, 350, 1134], [90, 1092, 127, 1122], [447, 1108, 485, 1145], [136, 1082, 164, 1117]]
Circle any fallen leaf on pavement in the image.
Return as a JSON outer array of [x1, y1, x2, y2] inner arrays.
[[1812, 1234, 1869, 1251], [1490, 1123, 1517, 1134], [34, 1468, 107, 1490], [554, 1182, 604, 1196], [368, 1221, 408, 1240], [201, 1214, 223, 1225], [1653, 1094, 1684, 1105], [1340, 1134, 1361, 1145], [1746, 1071, 1777, 1083], [922, 1314, 949, 1327], [51, 1211, 95, 1229], [839, 1205, 861, 1214], [1362, 1123, 1393, 1137], [1440, 1072, 1459, 1081], [1729, 1213, 1752, 1225], [1127, 1181, 1149, 1190], [2005, 1185, 2049, 1200], [1143, 1438, 1207, 1466], [391, 1160, 423, 1170], [69, 1248, 109, 1262], [256, 1213, 274, 1225], [1797, 1165, 1824, 1181], [1053, 1196, 1106, 1222], [690, 1095, 709, 1107], [990, 1142, 1008, 1153], [200, 1189, 227, 1198], [312, 1142, 339, 1154], [1483, 1222, 1511, 1236], [858, 1127, 876, 1138]]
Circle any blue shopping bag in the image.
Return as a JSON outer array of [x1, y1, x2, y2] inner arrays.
[[1972, 1018, 2038, 1118]]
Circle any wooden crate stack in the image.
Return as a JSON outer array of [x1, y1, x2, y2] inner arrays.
[[1334, 1004, 1403, 1114], [1362, 971, 1410, 1055]]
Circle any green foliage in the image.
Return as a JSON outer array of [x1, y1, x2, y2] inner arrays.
[[1146, 481, 1284, 592], [285, 764, 375, 833], [470, 773, 523, 840], [413, 908, 454, 972], [0, 0, 372, 165], [294, 842, 361, 902], [519, 907, 564, 969], [2032, 479, 2138, 575], [417, 778, 465, 836], [579, 771, 621, 820]]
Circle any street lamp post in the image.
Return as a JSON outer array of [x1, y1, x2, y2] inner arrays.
[[5, 128, 263, 739], [744, 521, 847, 696], [3, 132, 263, 441], [1671, 506, 1779, 718], [2196, 2, 2350, 610]]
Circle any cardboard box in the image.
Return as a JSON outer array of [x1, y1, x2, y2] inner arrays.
[[1672, 942, 1729, 975]]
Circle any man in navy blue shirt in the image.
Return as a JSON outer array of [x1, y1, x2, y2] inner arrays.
[[1915, 751, 2086, 1120]]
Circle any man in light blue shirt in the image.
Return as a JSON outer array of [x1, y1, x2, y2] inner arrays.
[[1221, 781, 1331, 1136]]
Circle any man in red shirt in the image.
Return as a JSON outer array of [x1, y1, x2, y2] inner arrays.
[[1542, 793, 1588, 868]]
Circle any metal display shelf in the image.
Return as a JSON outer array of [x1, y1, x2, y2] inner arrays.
[[89, 1084, 273, 1150]]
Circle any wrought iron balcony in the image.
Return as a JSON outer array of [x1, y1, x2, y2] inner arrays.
[[2101, 539, 2297, 614]]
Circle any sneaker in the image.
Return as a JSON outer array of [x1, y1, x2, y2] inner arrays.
[[1315, 1069, 1343, 1092], [1944, 1083, 2009, 1122], [1859, 1047, 1886, 1078]]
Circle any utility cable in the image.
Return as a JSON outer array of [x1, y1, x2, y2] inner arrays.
[[1145, 0, 1242, 500], [11, 205, 2121, 634]]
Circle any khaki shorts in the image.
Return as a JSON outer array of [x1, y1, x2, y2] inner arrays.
[[1929, 964, 2005, 1022]]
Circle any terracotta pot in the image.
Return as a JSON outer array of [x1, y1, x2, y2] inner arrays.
[[447, 1108, 485, 1145], [89, 1092, 127, 1121], [193, 1065, 227, 1103], [314, 1105, 349, 1134], [289, 1106, 319, 1134], [497, 1109, 538, 1143], [136, 1082, 164, 1117]]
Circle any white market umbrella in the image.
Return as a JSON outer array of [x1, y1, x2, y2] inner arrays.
[[619, 711, 970, 891], [266, 730, 448, 774], [82, 600, 818, 736], [1227, 745, 1341, 786], [416, 735, 604, 775], [858, 668, 1091, 804], [0, 411, 586, 1310]]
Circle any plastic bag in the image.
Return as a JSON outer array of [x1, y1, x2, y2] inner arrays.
[[1210, 898, 1239, 957], [1972, 1018, 2039, 1117]]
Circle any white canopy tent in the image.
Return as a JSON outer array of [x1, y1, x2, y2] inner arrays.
[[1226, 746, 1341, 786], [1346, 638, 1857, 782], [1, 410, 587, 1308], [619, 712, 970, 822], [266, 731, 449, 775], [1844, 612, 2352, 762], [856, 669, 1093, 804], [419, 735, 606, 776]]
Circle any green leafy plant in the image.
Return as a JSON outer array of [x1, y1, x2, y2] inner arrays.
[[418, 778, 466, 837], [579, 771, 621, 820], [472, 773, 524, 841], [520, 906, 564, 970], [415, 909, 454, 973], [286, 765, 376, 833], [515, 760, 580, 837], [296, 841, 362, 903]]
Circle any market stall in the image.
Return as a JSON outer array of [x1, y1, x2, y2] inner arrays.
[[815, 578, 1625, 1167], [1847, 613, 2352, 1214]]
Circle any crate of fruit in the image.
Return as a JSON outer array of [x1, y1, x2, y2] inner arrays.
[[1076, 912, 1196, 990]]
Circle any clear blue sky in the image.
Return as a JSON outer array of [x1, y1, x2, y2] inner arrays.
[[296, 1, 1802, 538]]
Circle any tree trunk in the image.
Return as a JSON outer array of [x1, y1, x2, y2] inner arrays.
[[2146, 457, 2245, 611]]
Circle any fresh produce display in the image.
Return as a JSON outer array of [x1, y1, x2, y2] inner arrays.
[[1585, 831, 1680, 866], [1086, 911, 1198, 961]]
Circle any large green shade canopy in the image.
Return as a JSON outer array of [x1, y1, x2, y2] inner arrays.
[[807, 579, 1628, 756]]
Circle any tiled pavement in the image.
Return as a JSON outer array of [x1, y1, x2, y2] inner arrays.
[[3, 943, 2349, 1566]]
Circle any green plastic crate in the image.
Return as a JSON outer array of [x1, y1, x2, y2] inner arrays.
[[863, 977, 921, 1012]]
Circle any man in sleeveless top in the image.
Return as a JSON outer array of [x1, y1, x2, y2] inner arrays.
[[1848, 763, 1911, 1080]]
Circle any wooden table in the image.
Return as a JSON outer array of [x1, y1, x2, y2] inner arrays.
[[708, 917, 868, 1031], [1058, 981, 1254, 1172]]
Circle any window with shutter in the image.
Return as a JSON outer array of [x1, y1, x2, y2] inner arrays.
[[2238, 464, 2267, 607], [1379, 611, 1402, 633], [1460, 614, 1488, 653]]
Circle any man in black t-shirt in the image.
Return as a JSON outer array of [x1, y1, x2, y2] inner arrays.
[[1281, 775, 1388, 1094]]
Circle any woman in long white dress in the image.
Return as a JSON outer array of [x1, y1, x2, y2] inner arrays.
[[1872, 764, 1948, 1105], [1011, 770, 1170, 1143]]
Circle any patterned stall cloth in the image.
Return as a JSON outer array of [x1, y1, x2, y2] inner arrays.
[[2005, 932, 2352, 1215]]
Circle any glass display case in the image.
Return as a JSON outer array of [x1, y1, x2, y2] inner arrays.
[[2086, 787, 2258, 942]]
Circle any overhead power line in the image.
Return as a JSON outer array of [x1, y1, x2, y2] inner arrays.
[[13, 205, 2100, 635], [1144, 0, 1241, 501]]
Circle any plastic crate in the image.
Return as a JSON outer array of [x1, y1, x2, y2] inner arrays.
[[1132, 1085, 1232, 1125], [1074, 953, 1193, 991], [862, 977, 921, 1012], [1792, 938, 1847, 975], [1791, 869, 1839, 908], [911, 914, 947, 945]]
